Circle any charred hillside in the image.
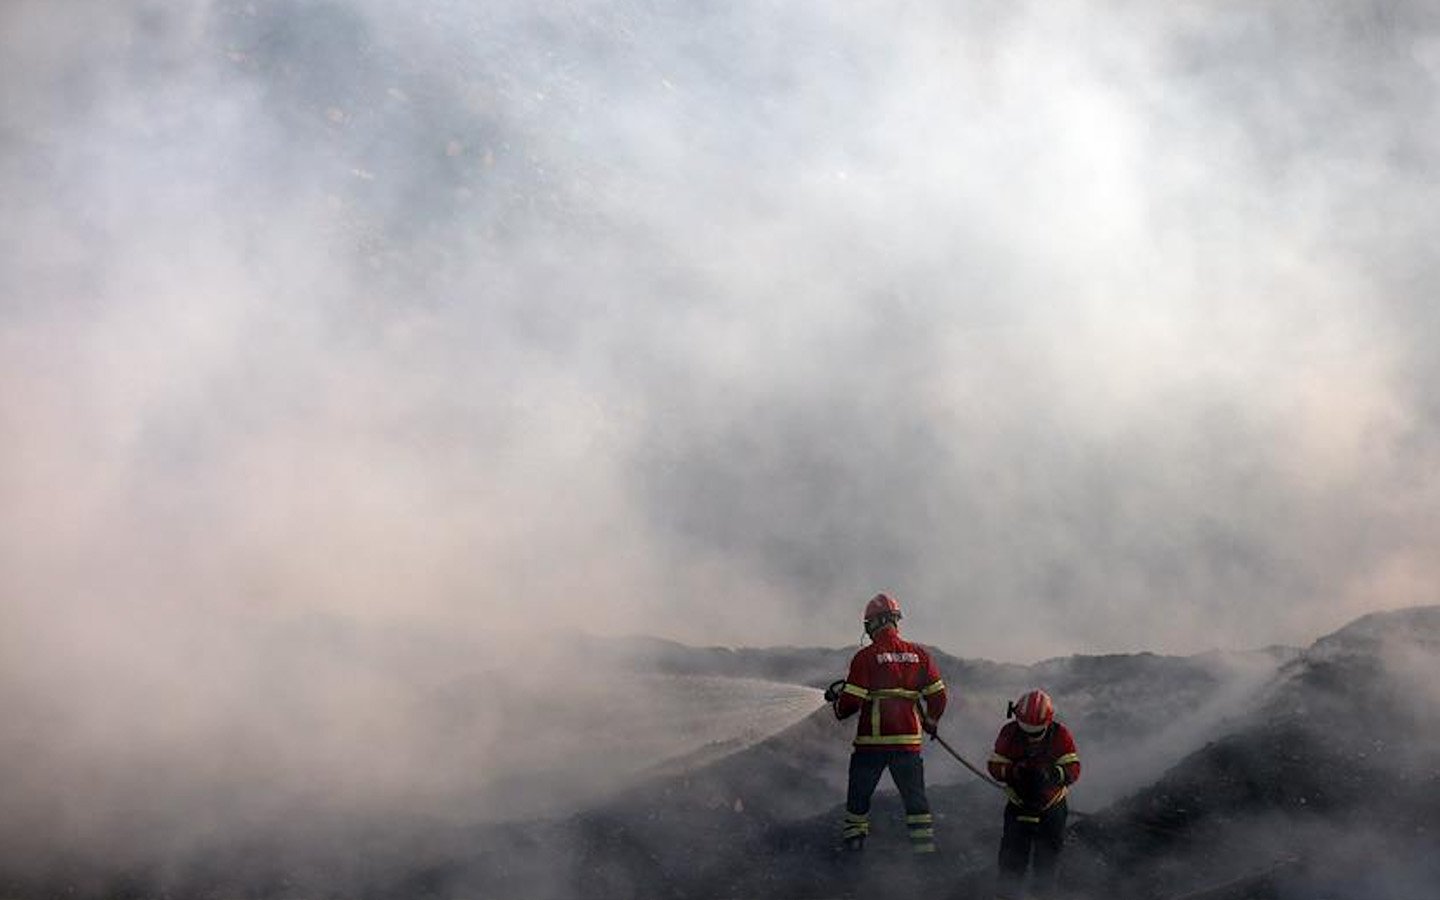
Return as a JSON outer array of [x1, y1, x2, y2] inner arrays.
[[5, 610, 1434, 900], [436, 612, 1433, 900], [1068, 606, 1440, 900]]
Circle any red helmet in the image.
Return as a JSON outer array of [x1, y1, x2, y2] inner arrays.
[[1012, 689, 1054, 734], [862, 592, 902, 623], [862, 593, 903, 638]]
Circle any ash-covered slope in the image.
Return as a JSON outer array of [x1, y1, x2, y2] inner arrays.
[[583, 631, 1291, 804], [0, 628, 1292, 900], [17, 613, 1423, 900], [329, 638, 1295, 900], [430, 614, 1424, 900], [1068, 606, 1440, 900]]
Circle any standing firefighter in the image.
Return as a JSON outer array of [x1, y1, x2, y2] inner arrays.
[[986, 689, 1081, 900], [823, 592, 948, 855]]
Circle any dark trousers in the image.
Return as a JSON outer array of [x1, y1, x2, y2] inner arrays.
[[996, 799, 1067, 896], [843, 750, 934, 852]]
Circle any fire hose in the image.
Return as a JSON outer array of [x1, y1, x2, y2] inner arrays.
[[821, 683, 1200, 837], [914, 704, 1104, 822]]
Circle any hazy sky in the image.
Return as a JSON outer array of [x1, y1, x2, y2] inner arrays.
[[3, 0, 1439, 671]]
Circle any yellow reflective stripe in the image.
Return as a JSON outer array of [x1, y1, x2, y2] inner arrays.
[[855, 684, 929, 743], [989, 752, 1014, 764], [1016, 815, 1041, 824], [842, 683, 869, 699], [908, 828, 935, 839], [1055, 753, 1080, 766], [841, 811, 869, 837], [855, 733, 924, 745], [1005, 785, 1069, 810], [912, 843, 936, 853], [905, 813, 934, 825], [869, 688, 921, 699], [920, 679, 946, 696]]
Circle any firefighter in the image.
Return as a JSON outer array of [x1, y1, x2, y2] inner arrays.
[[823, 592, 948, 855], [986, 689, 1081, 900]]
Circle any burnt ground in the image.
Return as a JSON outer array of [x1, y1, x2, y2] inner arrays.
[[1064, 606, 1440, 900], [3, 607, 1436, 900]]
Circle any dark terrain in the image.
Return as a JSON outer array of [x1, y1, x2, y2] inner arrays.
[[5, 607, 1436, 899]]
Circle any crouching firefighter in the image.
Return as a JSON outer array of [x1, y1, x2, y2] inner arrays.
[[986, 689, 1081, 900], [823, 593, 947, 855]]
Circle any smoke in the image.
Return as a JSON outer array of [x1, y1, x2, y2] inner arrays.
[[6, 0, 1439, 648], [3, 0, 1440, 890]]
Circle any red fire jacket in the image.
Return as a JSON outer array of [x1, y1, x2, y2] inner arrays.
[[987, 720, 1081, 811], [834, 628, 947, 751]]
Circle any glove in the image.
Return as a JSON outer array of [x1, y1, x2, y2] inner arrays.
[[1044, 764, 1066, 787], [1011, 762, 1045, 794], [824, 679, 846, 703]]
